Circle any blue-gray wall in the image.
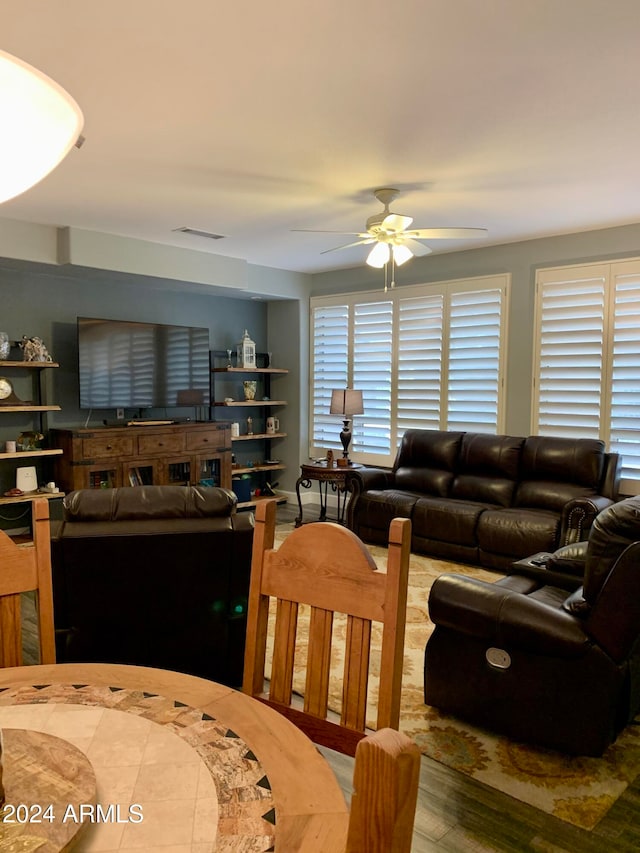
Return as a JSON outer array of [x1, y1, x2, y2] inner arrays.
[[0, 260, 271, 498], [3, 219, 640, 505]]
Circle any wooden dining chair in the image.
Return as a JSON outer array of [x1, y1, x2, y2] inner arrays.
[[346, 727, 420, 853], [0, 498, 55, 666], [243, 499, 411, 756]]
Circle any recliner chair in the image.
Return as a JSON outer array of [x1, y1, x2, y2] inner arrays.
[[424, 496, 640, 756], [51, 485, 254, 686]]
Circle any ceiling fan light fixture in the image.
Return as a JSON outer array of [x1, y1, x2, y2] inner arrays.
[[392, 243, 413, 266], [0, 49, 84, 204], [366, 241, 390, 268]]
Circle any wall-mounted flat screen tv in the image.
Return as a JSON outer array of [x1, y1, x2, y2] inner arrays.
[[78, 317, 210, 409]]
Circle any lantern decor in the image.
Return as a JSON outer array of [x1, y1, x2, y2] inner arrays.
[[236, 330, 256, 369]]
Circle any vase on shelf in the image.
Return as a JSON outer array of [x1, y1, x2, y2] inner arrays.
[[243, 380, 257, 400], [0, 333, 9, 360]]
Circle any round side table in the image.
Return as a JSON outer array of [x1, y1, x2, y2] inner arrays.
[[295, 462, 361, 527]]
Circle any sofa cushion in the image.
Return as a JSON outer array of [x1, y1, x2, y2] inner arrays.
[[477, 507, 560, 557], [514, 436, 605, 511], [451, 433, 524, 506], [356, 489, 418, 529], [413, 497, 488, 547], [393, 430, 463, 496]]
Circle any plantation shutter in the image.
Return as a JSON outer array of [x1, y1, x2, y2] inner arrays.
[[310, 274, 508, 466], [534, 268, 607, 438], [535, 258, 640, 488], [446, 288, 503, 432], [610, 266, 640, 479], [352, 300, 393, 455], [396, 293, 444, 443], [311, 304, 349, 449]]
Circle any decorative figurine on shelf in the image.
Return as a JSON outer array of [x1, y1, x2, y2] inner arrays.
[[19, 335, 53, 362], [17, 431, 44, 451], [243, 380, 257, 400], [236, 329, 256, 369], [326, 449, 334, 468]]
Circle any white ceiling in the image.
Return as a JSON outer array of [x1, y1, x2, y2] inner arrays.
[[2, 0, 640, 275]]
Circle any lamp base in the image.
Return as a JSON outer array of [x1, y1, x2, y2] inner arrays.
[[339, 418, 352, 460]]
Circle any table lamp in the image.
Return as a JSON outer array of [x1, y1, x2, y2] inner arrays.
[[330, 388, 364, 462]]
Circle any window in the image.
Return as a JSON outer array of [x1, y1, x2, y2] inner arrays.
[[534, 259, 640, 491], [310, 275, 509, 467]]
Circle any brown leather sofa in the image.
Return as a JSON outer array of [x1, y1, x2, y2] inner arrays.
[[346, 430, 620, 569], [424, 496, 640, 755], [51, 485, 254, 686]]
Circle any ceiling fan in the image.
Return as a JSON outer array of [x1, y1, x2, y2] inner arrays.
[[294, 187, 488, 280]]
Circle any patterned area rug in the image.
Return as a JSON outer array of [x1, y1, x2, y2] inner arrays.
[[273, 521, 640, 831]]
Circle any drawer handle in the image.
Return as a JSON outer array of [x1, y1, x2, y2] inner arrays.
[[106, 445, 112, 450], [158, 442, 164, 447]]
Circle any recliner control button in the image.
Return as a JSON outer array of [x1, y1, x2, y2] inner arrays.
[[486, 647, 511, 669]]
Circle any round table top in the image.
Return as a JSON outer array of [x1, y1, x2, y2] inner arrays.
[[0, 663, 349, 853], [300, 461, 362, 478]]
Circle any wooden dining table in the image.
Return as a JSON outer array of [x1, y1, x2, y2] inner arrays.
[[0, 662, 350, 852]]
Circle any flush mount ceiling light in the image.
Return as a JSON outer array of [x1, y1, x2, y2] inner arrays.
[[0, 49, 84, 203], [295, 187, 488, 290]]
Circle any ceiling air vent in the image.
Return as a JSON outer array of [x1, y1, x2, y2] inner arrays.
[[173, 227, 225, 240]]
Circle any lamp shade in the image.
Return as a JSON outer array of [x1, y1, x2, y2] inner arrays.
[[0, 49, 84, 203], [366, 241, 390, 269], [330, 388, 364, 416], [392, 243, 413, 266]]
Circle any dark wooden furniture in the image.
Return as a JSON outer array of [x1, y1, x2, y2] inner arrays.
[[0, 359, 63, 505], [243, 500, 411, 756], [295, 461, 362, 526], [211, 350, 288, 508], [51, 422, 232, 491]]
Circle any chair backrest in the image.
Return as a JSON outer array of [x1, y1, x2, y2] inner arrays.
[[0, 498, 55, 666], [243, 500, 411, 756], [346, 727, 420, 853], [583, 495, 640, 604]]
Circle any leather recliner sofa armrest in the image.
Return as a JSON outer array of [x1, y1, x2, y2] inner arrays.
[[348, 466, 395, 492], [560, 496, 615, 546], [345, 466, 395, 530], [429, 574, 590, 658]]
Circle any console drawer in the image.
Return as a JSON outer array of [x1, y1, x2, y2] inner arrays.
[[186, 430, 224, 452], [137, 433, 186, 455], [82, 436, 134, 458]]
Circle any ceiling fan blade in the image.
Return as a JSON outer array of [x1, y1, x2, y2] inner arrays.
[[320, 238, 374, 255], [404, 227, 488, 240], [381, 213, 413, 232], [401, 238, 433, 257], [291, 228, 367, 237]]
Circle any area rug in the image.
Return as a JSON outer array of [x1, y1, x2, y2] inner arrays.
[[272, 520, 640, 831]]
